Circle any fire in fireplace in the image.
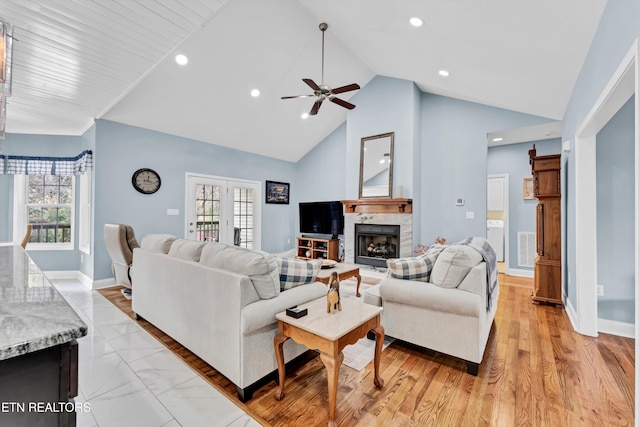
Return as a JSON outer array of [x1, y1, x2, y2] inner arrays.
[[354, 224, 400, 268]]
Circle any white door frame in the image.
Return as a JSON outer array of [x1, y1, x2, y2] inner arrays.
[[184, 172, 262, 250], [487, 174, 509, 273], [572, 39, 638, 421]]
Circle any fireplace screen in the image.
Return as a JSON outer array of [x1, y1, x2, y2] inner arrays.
[[354, 224, 400, 268]]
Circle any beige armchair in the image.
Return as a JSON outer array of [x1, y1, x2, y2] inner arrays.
[[104, 224, 139, 298]]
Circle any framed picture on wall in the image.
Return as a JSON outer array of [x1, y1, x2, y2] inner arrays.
[[266, 181, 290, 204], [523, 177, 534, 200]]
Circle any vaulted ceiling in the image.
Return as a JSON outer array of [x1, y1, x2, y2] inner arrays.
[[1, 0, 607, 161]]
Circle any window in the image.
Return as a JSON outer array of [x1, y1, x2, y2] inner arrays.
[[14, 174, 75, 250]]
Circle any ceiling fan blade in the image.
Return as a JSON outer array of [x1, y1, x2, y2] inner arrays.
[[310, 98, 324, 115], [329, 97, 356, 110], [331, 83, 360, 95], [303, 78, 321, 91], [281, 95, 315, 99]]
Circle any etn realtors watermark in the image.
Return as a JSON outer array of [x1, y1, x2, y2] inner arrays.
[[2, 401, 91, 413]]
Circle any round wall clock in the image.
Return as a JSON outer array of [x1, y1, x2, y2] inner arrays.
[[131, 168, 161, 194]]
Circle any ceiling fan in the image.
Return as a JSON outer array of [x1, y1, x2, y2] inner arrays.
[[281, 23, 360, 116]]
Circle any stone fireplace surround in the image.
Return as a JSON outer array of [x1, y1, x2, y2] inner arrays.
[[341, 199, 413, 266]]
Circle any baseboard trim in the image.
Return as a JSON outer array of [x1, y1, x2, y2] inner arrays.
[[505, 268, 534, 278], [42, 270, 115, 290], [598, 318, 635, 338], [92, 278, 116, 290], [565, 296, 580, 335]]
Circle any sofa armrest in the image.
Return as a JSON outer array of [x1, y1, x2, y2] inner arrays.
[[457, 262, 487, 295], [241, 282, 327, 334], [380, 278, 480, 318]]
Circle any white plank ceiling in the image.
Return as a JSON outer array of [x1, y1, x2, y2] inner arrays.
[[0, 0, 607, 161], [2, 0, 227, 134]]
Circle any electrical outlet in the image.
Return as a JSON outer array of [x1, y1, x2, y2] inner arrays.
[[466, 211, 475, 219], [597, 285, 604, 296]]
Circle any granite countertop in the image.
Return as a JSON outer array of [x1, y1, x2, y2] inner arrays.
[[0, 243, 88, 361]]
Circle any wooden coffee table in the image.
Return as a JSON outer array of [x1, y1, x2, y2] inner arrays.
[[274, 297, 384, 427], [316, 263, 362, 297]]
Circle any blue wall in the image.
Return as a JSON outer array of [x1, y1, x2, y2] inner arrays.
[[92, 120, 297, 281], [562, 0, 640, 310], [488, 138, 561, 270], [296, 76, 556, 251], [420, 94, 554, 245], [345, 76, 419, 200], [596, 96, 635, 323]]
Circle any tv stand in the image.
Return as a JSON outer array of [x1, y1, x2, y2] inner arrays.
[[297, 237, 339, 261]]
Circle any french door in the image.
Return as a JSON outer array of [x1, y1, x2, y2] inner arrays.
[[185, 173, 261, 249]]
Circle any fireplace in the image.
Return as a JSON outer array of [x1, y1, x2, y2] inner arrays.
[[354, 224, 400, 268]]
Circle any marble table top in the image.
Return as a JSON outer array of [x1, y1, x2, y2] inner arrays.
[[0, 243, 88, 361], [275, 296, 382, 341]]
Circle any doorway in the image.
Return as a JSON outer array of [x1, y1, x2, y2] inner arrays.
[[185, 173, 261, 250], [487, 174, 509, 274], [573, 40, 638, 338]]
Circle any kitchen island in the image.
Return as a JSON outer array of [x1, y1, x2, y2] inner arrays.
[[0, 243, 88, 426]]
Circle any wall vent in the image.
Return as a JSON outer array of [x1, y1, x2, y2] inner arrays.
[[517, 232, 536, 267]]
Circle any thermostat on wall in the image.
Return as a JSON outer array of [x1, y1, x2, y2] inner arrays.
[[456, 198, 465, 206]]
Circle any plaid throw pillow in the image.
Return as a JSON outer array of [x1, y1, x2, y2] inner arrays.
[[387, 253, 438, 282], [275, 257, 322, 291]]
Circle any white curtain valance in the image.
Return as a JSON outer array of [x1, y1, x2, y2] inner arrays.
[[0, 150, 92, 175]]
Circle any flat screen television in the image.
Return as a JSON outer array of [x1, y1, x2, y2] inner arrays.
[[299, 201, 344, 238]]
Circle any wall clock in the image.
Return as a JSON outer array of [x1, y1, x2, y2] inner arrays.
[[131, 168, 161, 194]]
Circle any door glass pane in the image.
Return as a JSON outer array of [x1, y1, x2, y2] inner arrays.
[[233, 187, 254, 249], [195, 184, 221, 242]]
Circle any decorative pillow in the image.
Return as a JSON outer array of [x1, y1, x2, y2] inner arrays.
[[167, 239, 206, 262], [140, 234, 177, 254], [275, 257, 322, 291], [200, 245, 280, 299], [430, 245, 482, 288], [425, 243, 448, 256], [387, 253, 438, 282]]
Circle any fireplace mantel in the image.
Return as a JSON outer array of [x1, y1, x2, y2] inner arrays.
[[341, 198, 412, 214]]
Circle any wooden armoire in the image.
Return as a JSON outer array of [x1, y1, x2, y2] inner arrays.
[[528, 145, 562, 306]]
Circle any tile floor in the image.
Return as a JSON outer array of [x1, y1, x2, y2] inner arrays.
[[52, 278, 260, 427]]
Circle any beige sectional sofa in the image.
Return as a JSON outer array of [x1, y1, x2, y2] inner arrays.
[[131, 234, 327, 401], [364, 238, 499, 375]]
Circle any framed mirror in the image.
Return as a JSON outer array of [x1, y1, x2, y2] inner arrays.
[[359, 132, 394, 198]]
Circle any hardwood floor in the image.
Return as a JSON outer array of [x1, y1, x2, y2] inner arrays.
[[98, 274, 634, 426]]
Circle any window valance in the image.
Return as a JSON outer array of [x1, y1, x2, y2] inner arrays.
[[0, 150, 92, 175]]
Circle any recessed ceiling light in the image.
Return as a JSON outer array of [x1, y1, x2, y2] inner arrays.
[[492, 137, 503, 142], [438, 69, 450, 77], [175, 54, 188, 65], [301, 113, 309, 119], [409, 17, 423, 27], [250, 89, 260, 97]]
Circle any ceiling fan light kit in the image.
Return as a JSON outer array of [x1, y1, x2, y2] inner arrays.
[[281, 23, 360, 116]]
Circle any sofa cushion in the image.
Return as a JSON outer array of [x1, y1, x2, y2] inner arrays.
[[168, 239, 206, 262], [140, 234, 177, 254], [387, 253, 438, 282], [200, 244, 280, 299], [274, 257, 322, 291], [430, 245, 482, 288]]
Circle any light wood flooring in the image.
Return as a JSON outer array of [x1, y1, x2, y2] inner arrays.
[[99, 274, 634, 426]]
